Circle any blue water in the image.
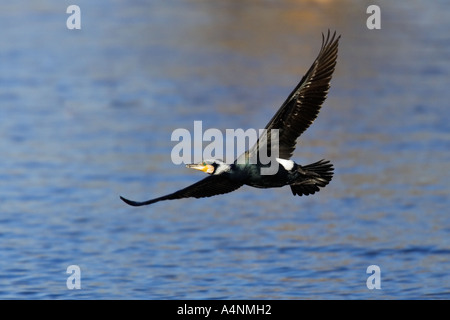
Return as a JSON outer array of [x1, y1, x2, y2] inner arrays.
[[0, 0, 449, 299]]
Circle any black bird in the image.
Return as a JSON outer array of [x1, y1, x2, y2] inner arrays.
[[120, 31, 340, 207]]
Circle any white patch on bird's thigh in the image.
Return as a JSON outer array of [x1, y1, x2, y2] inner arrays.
[[276, 158, 295, 171]]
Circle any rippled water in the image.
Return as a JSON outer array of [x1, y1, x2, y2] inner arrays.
[[0, 1, 449, 299]]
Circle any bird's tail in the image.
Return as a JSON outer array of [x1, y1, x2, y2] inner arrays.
[[290, 159, 334, 196]]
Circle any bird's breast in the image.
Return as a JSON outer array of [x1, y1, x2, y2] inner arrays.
[[233, 163, 292, 188]]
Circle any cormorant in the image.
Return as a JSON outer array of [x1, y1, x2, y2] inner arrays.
[[120, 31, 340, 207]]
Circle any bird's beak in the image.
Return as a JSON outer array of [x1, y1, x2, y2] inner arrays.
[[186, 163, 214, 174]]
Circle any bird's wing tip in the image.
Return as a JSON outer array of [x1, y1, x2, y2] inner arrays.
[[120, 196, 143, 207], [322, 30, 341, 45]]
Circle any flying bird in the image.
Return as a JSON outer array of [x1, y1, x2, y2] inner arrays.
[[120, 31, 340, 207]]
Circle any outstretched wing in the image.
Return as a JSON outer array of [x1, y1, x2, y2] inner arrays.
[[244, 31, 340, 162], [120, 175, 243, 206]]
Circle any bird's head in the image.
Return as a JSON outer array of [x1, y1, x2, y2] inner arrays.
[[186, 159, 229, 175]]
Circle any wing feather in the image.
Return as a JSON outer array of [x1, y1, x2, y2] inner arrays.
[[120, 175, 243, 206], [244, 31, 340, 161]]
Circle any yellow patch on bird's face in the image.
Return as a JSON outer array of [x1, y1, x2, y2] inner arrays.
[[204, 164, 215, 174]]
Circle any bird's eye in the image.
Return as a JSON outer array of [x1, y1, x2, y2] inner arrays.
[[202, 162, 206, 166]]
